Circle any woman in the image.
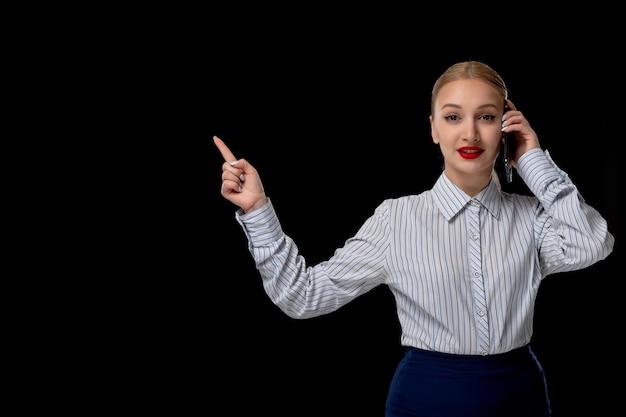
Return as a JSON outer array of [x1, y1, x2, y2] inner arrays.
[[213, 61, 614, 416]]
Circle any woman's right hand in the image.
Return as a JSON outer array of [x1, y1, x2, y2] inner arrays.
[[213, 136, 268, 213]]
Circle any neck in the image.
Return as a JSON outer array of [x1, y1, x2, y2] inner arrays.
[[443, 169, 492, 197]]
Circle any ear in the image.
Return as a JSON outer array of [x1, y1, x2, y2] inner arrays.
[[429, 115, 439, 144]]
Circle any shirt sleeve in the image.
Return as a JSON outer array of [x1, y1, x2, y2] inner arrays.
[[235, 198, 388, 319], [516, 148, 615, 275]]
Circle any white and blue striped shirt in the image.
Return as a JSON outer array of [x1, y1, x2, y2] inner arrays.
[[235, 148, 614, 355]]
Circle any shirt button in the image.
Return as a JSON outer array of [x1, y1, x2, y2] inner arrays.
[[480, 350, 488, 356]]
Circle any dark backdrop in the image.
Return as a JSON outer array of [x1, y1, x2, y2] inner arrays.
[[133, 16, 621, 417]]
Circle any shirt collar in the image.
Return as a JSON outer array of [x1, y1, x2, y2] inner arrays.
[[431, 172, 502, 221]]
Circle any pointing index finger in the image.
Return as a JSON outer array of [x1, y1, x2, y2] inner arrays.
[[213, 135, 237, 163]]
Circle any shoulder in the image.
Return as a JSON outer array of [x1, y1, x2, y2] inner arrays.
[[374, 191, 435, 215], [500, 190, 540, 212]]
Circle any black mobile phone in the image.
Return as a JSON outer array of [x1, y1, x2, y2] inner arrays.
[[502, 102, 514, 183]]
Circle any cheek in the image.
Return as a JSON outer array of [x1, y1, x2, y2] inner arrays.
[[483, 127, 505, 150], [498, 133, 507, 150], [435, 128, 459, 149]]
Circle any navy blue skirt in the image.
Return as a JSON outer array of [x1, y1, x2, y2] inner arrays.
[[385, 345, 551, 417]]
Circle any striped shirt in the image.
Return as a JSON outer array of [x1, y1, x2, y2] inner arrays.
[[235, 148, 614, 355]]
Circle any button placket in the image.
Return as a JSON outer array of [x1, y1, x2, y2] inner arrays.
[[467, 200, 489, 354]]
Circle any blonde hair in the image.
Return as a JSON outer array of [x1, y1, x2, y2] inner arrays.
[[431, 61, 508, 115], [431, 61, 509, 189]]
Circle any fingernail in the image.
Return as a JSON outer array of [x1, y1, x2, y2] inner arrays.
[[230, 160, 238, 166], [239, 174, 245, 181]]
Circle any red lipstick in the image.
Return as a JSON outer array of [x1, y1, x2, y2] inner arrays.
[[457, 146, 483, 160]]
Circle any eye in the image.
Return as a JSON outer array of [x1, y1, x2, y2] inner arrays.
[[444, 114, 460, 121], [479, 114, 497, 121]]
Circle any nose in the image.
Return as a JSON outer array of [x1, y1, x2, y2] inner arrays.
[[463, 120, 479, 142]]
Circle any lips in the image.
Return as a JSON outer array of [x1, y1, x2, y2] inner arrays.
[[457, 147, 483, 160]]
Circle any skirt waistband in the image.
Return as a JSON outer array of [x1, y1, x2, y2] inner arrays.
[[404, 344, 535, 370]]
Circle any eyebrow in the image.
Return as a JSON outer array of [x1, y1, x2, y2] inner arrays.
[[440, 103, 500, 111]]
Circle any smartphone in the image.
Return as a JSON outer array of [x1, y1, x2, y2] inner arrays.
[[502, 102, 514, 183]]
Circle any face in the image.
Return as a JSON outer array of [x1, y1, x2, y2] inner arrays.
[[429, 78, 504, 187]]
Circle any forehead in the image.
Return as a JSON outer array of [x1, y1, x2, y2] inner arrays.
[[435, 78, 501, 108]]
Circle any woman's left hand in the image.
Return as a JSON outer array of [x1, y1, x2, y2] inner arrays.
[[503, 100, 541, 167]]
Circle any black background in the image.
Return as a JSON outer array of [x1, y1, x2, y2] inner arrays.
[[113, 12, 622, 416]]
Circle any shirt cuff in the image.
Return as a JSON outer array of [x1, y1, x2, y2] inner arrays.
[[235, 198, 284, 247]]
